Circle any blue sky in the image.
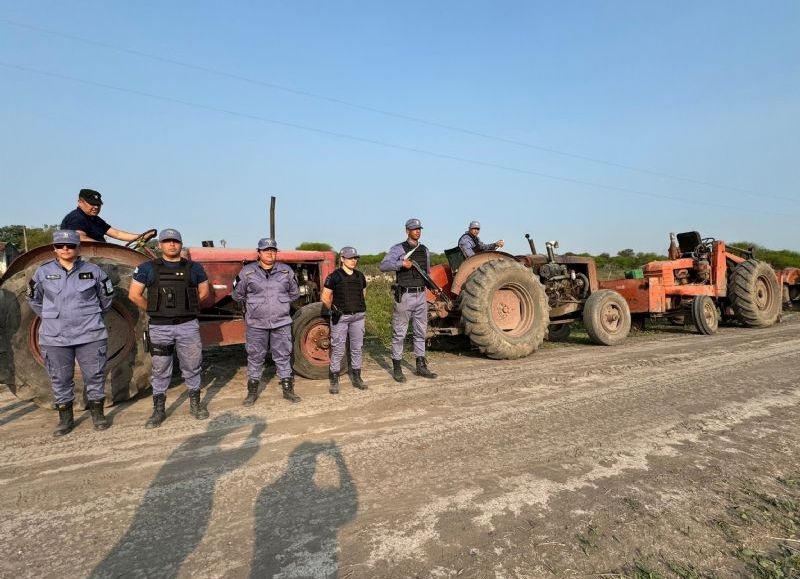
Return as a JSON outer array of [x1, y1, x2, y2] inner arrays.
[[1, 1, 798, 256]]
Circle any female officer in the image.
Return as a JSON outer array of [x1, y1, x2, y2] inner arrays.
[[28, 229, 115, 436]]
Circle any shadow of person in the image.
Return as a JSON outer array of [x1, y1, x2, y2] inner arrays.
[[90, 413, 266, 579], [250, 441, 358, 579]]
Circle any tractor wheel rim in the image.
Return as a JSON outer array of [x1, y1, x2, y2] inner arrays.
[[601, 303, 622, 332], [301, 321, 331, 366], [491, 283, 535, 336], [755, 276, 773, 310]]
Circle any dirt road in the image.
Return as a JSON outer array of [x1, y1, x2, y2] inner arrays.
[[2, 315, 800, 578]]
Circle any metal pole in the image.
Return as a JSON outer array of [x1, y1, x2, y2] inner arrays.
[[269, 196, 276, 240], [22, 226, 28, 252]]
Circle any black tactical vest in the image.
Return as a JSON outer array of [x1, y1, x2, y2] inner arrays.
[[147, 259, 200, 325], [396, 241, 428, 288], [330, 269, 366, 313]]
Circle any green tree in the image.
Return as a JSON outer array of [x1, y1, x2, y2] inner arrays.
[[0, 224, 59, 252], [296, 241, 333, 252]]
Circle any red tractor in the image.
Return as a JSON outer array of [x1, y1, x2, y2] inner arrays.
[[0, 228, 339, 407], [422, 235, 631, 360], [598, 231, 782, 334]]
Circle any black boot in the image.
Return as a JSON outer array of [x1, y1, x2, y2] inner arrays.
[[350, 369, 368, 390], [415, 356, 437, 379], [392, 359, 406, 383], [145, 393, 167, 429], [53, 402, 74, 437], [243, 379, 259, 407], [87, 398, 109, 431], [281, 377, 301, 403], [188, 389, 209, 420], [329, 371, 340, 395]]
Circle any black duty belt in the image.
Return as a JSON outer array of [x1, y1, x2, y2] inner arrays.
[[399, 287, 425, 293], [149, 316, 197, 326]]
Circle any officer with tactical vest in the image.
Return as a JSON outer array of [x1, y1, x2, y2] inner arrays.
[[458, 220, 504, 258], [27, 229, 115, 436], [128, 228, 211, 428], [232, 238, 301, 405], [321, 246, 369, 394], [379, 218, 437, 382]]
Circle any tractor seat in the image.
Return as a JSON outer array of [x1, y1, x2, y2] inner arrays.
[[676, 231, 702, 257], [444, 247, 465, 272]]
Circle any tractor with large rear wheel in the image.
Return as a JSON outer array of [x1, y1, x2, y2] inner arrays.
[[0, 203, 340, 407], [598, 231, 782, 334], [423, 234, 631, 360]]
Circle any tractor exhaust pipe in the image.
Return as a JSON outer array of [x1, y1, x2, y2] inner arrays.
[[525, 233, 537, 256], [269, 196, 276, 240], [545, 240, 559, 263]]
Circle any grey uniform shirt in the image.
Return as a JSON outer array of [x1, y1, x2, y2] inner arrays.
[[232, 261, 300, 329], [28, 258, 114, 346]]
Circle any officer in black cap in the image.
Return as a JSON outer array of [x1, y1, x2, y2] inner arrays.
[[61, 188, 146, 243]]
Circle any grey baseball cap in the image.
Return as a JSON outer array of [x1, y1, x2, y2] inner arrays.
[[405, 218, 423, 230], [257, 238, 278, 251], [53, 229, 80, 245], [469, 220, 481, 229], [340, 246, 359, 259], [158, 228, 182, 242]]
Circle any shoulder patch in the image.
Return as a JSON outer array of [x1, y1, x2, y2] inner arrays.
[[133, 266, 139, 274], [28, 279, 36, 299], [79, 272, 95, 280]]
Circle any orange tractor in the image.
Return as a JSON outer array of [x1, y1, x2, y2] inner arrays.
[[598, 231, 782, 334], [421, 234, 632, 360]]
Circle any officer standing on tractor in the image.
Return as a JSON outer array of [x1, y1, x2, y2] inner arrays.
[[27, 229, 115, 436], [379, 218, 437, 382], [321, 246, 369, 394], [128, 228, 211, 428], [232, 238, 301, 405], [61, 188, 146, 243], [458, 220, 504, 258]]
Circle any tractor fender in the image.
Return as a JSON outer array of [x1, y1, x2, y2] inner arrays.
[[450, 251, 519, 297]]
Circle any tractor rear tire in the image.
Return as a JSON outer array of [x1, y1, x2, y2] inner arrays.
[[690, 295, 719, 335], [0, 260, 150, 408], [583, 289, 631, 346], [460, 259, 548, 359], [728, 259, 781, 328], [547, 323, 572, 342], [292, 302, 345, 380]]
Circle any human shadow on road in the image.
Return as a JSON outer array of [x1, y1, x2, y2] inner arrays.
[[90, 413, 266, 579], [250, 441, 358, 579]]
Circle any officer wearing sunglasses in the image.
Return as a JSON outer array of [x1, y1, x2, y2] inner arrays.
[[27, 229, 115, 436]]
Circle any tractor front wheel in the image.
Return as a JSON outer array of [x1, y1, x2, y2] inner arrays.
[[547, 323, 572, 342], [691, 295, 719, 335], [583, 290, 631, 346]]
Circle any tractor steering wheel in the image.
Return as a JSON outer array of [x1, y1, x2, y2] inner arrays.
[[125, 228, 158, 249], [694, 237, 715, 256]]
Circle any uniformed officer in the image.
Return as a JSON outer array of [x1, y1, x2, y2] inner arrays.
[[61, 188, 145, 243], [379, 218, 437, 382], [27, 229, 115, 436], [458, 220, 504, 258], [232, 238, 301, 405], [128, 228, 211, 428], [321, 246, 369, 394]]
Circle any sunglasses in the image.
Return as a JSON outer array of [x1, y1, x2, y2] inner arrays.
[[343, 255, 360, 260], [54, 244, 78, 250]]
